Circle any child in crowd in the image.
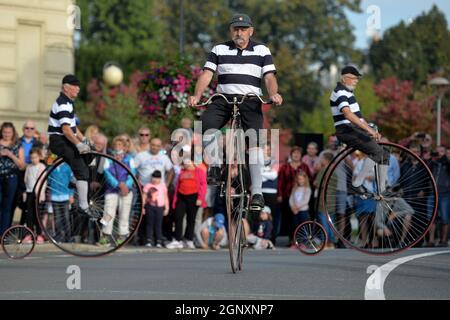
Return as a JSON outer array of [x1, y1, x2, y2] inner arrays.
[[167, 157, 206, 249], [247, 206, 275, 250], [254, 206, 273, 240], [353, 151, 378, 248], [195, 213, 227, 250], [100, 136, 136, 245], [313, 152, 336, 249], [48, 162, 74, 243], [23, 147, 46, 244], [289, 171, 312, 246], [143, 170, 169, 248]]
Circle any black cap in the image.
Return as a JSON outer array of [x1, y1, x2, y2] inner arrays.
[[341, 66, 362, 77], [229, 14, 253, 28], [62, 74, 80, 86], [152, 170, 162, 178]]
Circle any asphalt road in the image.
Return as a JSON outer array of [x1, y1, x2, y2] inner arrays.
[[1, 245, 449, 300]]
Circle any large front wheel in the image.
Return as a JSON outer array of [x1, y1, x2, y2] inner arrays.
[[322, 142, 438, 255], [226, 125, 248, 273], [35, 152, 144, 257]]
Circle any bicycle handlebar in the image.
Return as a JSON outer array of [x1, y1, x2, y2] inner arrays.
[[192, 93, 273, 108]]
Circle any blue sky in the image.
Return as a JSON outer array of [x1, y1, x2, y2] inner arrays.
[[345, 0, 450, 49]]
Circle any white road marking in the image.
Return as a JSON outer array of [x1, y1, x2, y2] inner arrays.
[[365, 250, 450, 300], [0, 289, 338, 299]]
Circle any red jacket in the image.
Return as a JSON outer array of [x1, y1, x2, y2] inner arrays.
[[277, 162, 312, 200], [172, 167, 207, 209]]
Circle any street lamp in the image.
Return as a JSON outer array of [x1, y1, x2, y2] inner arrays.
[[428, 76, 449, 146]]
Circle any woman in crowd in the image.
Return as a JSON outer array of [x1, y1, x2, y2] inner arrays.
[[99, 136, 137, 245], [278, 146, 311, 246], [0, 122, 26, 235]]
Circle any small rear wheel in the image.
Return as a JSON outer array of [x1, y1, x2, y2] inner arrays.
[[1, 225, 35, 259], [294, 221, 327, 255]]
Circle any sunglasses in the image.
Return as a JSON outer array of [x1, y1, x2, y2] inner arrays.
[[140, 133, 150, 137], [24, 127, 35, 130]]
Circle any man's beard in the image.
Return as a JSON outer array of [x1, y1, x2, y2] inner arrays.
[[345, 84, 356, 91], [233, 37, 245, 46]]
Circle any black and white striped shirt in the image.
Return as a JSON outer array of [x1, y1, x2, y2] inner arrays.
[[330, 82, 363, 127], [204, 40, 276, 96], [48, 93, 77, 135]]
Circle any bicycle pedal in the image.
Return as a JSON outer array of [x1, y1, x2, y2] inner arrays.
[[249, 205, 263, 212]]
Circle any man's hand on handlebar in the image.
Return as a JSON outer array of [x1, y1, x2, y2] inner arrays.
[[269, 93, 283, 106], [368, 128, 381, 141], [189, 93, 277, 107], [76, 142, 90, 154], [188, 96, 200, 107]]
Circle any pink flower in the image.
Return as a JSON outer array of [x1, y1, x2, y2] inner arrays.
[[149, 92, 159, 101], [173, 75, 190, 93]]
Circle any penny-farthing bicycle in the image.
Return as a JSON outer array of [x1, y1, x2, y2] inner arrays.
[[195, 93, 272, 273], [317, 134, 438, 255], [33, 150, 144, 257]]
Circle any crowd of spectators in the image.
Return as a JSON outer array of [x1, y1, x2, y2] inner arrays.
[[1, 119, 448, 250]]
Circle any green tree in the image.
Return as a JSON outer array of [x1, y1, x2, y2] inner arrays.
[[75, 0, 172, 97], [369, 5, 450, 86], [75, 0, 363, 135], [161, 0, 362, 130]]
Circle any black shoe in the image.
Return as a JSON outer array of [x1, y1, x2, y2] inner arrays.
[[384, 183, 402, 196], [207, 166, 222, 186], [78, 207, 90, 217], [79, 207, 101, 221], [249, 194, 264, 212], [349, 185, 371, 199]]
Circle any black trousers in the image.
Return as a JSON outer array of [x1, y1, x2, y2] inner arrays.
[[25, 192, 42, 235], [52, 201, 71, 242], [263, 193, 279, 242], [174, 193, 198, 241], [335, 124, 389, 164], [200, 95, 263, 140], [49, 135, 89, 180], [145, 204, 164, 243], [280, 198, 292, 239]]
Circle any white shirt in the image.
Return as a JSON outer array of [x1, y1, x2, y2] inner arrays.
[[289, 186, 312, 212], [24, 163, 46, 193], [134, 151, 173, 185]]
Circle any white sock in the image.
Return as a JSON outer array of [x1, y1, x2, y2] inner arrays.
[[378, 164, 389, 193], [76, 180, 89, 210], [249, 148, 264, 196]]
